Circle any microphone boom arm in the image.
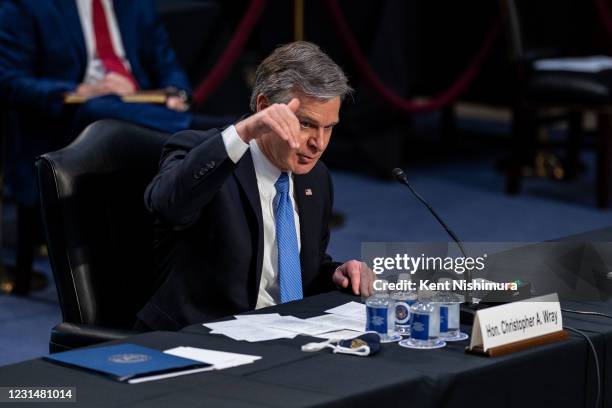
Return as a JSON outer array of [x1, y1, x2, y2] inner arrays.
[[392, 168, 473, 304]]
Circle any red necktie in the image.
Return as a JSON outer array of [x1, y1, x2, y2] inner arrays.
[[92, 0, 138, 88]]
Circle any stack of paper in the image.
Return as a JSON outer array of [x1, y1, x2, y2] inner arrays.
[[308, 301, 368, 340], [307, 314, 365, 332], [204, 314, 298, 342], [324, 301, 366, 318], [165, 346, 261, 370], [203, 303, 369, 342], [262, 315, 343, 336], [204, 313, 341, 341]]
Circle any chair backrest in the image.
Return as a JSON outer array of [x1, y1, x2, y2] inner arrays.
[[36, 120, 169, 329], [499, 0, 584, 63]]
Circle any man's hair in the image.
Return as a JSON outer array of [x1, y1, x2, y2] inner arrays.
[[249, 41, 352, 112]]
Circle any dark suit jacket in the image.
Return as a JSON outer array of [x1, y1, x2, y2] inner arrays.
[[138, 129, 341, 330], [0, 0, 190, 204]]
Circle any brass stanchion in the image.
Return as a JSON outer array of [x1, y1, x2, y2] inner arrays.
[[0, 192, 12, 293], [0, 113, 48, 295], [294, 0, 304, 41]]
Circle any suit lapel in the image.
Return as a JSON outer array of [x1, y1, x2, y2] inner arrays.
[[55, 0, 87, 65], [294, 174, 318, 281], [233, 152, 264, 306]]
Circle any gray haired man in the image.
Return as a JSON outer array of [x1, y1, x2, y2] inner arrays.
[[138, 41, 374, 330]]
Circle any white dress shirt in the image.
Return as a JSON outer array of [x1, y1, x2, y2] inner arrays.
[[221, 126, 301, 308], [75, 0, 131, 83]]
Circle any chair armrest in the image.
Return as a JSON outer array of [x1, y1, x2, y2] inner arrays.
[[49, 322, 139, 353]]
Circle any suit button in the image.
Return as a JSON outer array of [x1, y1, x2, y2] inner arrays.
[[193, 172, 200, 180], [199, 168, 206, 176]]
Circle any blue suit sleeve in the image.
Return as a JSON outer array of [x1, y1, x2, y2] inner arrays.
[[145, 129, 237, 229], [0, 1, 77, 115], [140, 0, 191, 94]]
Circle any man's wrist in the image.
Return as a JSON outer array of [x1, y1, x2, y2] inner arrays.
[[234, 121, 253, 144], [221, 125, 249, 163]]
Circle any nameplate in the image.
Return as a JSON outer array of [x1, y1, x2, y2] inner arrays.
[[467, 293, 565, 356]]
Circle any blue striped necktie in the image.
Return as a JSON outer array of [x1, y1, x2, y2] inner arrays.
[[274, 172, 303, 303]]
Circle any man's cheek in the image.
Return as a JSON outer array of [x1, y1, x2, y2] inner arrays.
[[274, 146, 292, 170], [289, 152, 302, 170]]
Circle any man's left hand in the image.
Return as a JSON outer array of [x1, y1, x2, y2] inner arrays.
[[332, 260, 375, 297]]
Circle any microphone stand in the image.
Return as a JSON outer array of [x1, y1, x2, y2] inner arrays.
[[392, 168, 473, 305]]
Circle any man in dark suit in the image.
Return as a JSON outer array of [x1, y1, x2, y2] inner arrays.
[[138, 41, 374, 330], [0, 0, 194, 206]]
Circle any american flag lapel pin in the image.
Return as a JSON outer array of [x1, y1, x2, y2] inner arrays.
[[305, 188, 313, 196]]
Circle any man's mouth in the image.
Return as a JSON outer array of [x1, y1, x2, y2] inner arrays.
[[297, 153, 317, 163]]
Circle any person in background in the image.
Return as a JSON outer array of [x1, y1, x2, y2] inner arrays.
[[0, 0, 223, 293]]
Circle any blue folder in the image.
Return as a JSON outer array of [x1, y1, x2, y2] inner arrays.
[[45, 343, 210, 382]]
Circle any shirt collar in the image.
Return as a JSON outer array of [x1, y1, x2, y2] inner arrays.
[[250, 139, 291, 187]]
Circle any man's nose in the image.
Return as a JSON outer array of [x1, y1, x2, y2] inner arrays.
[[308, 128, 325, 151]]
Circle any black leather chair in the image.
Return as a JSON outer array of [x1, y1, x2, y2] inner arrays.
[[501, 0, 612, 207], [36, 120, 169, 352]]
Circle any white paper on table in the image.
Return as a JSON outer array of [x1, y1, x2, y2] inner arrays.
[[306, 314, 365, 332], [216, 324, 297, 342], [314, 330, 362, 341], [234, 313, 281, 322], [534, 56, 612, 73], [263, 316, 337, 336], [203, 319, 298, 341], [203, 320, 242, 331], [239, 324, 299, 342], [324, 302, 366, 318], [127, 366, 215, 384], [164, 346, 261, 369]]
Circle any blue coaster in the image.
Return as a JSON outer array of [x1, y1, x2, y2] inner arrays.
[[441, 332, 469, 342], [379, 333, 403, 343]]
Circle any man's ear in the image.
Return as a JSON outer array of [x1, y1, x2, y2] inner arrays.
[[256, 94, 269, 113]]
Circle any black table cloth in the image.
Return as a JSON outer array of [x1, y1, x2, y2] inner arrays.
[[0, 290, 609, 407]]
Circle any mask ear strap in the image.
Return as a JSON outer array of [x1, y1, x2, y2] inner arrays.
[[331, 344, 371, 356], [301, 339, 337, 352]]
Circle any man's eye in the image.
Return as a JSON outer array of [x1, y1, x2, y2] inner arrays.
[[300, 121, 312, 129]]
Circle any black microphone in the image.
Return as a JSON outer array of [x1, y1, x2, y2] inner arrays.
[[392, 168, 472, 303]]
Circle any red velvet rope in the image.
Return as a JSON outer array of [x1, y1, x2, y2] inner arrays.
[[192, 0, 499, 112], [192, 0, 268, 107], [324, 0, 500, 113]]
